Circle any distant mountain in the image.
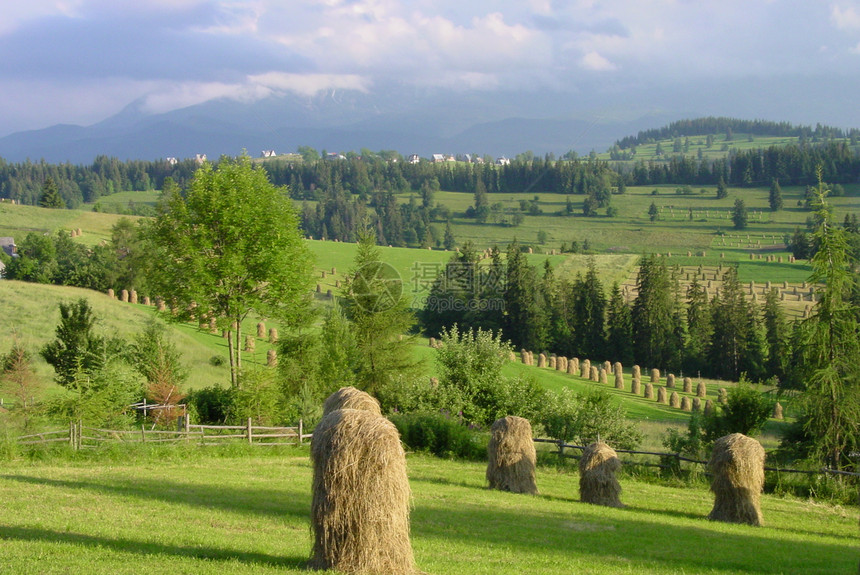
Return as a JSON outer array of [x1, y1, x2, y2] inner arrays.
[[0, 88, 677, 164]]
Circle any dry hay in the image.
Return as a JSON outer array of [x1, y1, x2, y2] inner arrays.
[[632, 365, 641, 379], [130, 290, 138, 304], [528, 351, 534, 365], [520, 349, 529, 364], [697, 381, 707, 398], [614, 372, 624, 390], [121, 289, 129, 303], [704, 399, 715, 416], [670, 391, 680, 408], [310, 408, 415, 573], [580, 359, 590, 378], [602, 360, 612, 374], [578, 441, 623, 507], [773, 402, 783, 420], [651, 368, 660, 383], [707, 433, 765, 526], [692, 397, 702, 411], [538, 353, 547, 368], [323, 387, 382, 417], [558, 357, 568, 372], [599, 368, 608, 384], [143, 296, 151, 306], [681, 396, 692, 411], [666, 373, 675, 388], [257, 322, 266, 338], [569, 358, 579, 375], [613, 362, 623, 376], [268, 328, 279, 343], [590, 366, 599, 382], [244, 334, 255, 352], [657, 386, 667, 404], [549, 355, 557, 369], [683, 377, 692, 393], [508, 350, 516, 362], [718, 388, 728, 405], [486, 416, 538, 495], [266, 349, 277, 367], [106, 288, 115, 299], [631, 377, 641, 395]]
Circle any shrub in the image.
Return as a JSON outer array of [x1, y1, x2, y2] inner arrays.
[[540, 388, 642, 450], [390, 412, 485, 460], [704, 378, 773, 441], [186, 385, 234, 424]]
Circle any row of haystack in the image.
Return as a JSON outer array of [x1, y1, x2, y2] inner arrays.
[[309, 389, 768, 574], [485, 414, 766, 526]]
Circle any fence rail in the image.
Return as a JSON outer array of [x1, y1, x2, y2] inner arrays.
[[20, 417, 311, 450], [532, 438, 860, 478]]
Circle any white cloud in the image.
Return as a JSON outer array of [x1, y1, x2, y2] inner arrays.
[[248, 72, 371, 96], [141, 81, 273, 114], [831, 3, 860, 29], [580, 51, 616, 71]]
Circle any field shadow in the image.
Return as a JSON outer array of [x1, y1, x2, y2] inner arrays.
[[1, 474, 309, 520], [0, 525, 307, 568]]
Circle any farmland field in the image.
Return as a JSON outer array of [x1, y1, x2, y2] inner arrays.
[[0, 447, 853, 574]]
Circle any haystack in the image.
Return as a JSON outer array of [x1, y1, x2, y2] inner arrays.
[[704, 399, 714, 416], [683, 377, 692, 393], [323, 387, 382, 417], [569, 358, 579, 374], [651, 368, 660, 383], [670, 391, 680, 408], [486, 416, 538, 495], [681, 396, 692, 411], [643, 381, 652, 398], [310, 409, 415, 573], [590, 366, 599, 382], [657, 386, 667, 404], [718, 388, 728, 405], [579, 441, 623, 507], [580, 359, 590, 378], [630, 377, 640, 395], [538, 353, 547, 368], [602, 360, 612, 374], [697, 381, 707, 398], [613, 362, 623, 376], [707, 433, 765, 526], [549, 355, 557, 369], [773, 402, 783, 420], [666, 373, 675, 388], [614, 372, 624, 390], [599, 368, 608, 384], [632, 365, 641, 380]]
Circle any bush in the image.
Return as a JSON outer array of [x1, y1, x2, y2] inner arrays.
[[540, 388, 642, 450], [389, 412, 485, 460], [186, 385, 234, 424], [704, 378, 772, 441]]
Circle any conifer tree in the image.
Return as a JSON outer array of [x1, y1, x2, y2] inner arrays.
[[503, 240, 547, 351], [632, 255, 677, 370], [606, 282, 634, 366], [769, 178, 784, 211], [762, 288, 789, 384]]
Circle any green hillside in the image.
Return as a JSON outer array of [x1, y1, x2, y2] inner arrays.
[[0, 449, 852, 574]]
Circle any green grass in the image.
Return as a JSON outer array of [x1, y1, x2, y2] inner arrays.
[[0, 447, 853, 574], [0, 202, 141, 247]]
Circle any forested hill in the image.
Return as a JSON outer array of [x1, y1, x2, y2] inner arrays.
[[614, 117, 859, 150]]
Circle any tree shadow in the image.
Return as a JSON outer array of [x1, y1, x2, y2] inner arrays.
[[0, 525, 308, 569], [1, 474, 309, 520]]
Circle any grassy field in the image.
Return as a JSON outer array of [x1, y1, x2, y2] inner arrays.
[[0, 447, 853, 574], [0, 202, 140, 247]]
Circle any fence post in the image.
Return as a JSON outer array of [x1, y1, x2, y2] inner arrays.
[[298, 419, 303, 445], [69, 421, 75, 448], [557, 439, 565, 457], [76, 420, 82, 450], [141, 424, 146, 443], [247, 418, 253, 445]]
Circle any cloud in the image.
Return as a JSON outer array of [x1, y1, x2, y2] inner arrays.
[[580, 51, 616, 71], [248, 72, 371, 97], [831, 3, 860, 29]]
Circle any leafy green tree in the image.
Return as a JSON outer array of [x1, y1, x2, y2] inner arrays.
[[147, 155, 314, 388], [703, 379, 772, 441], [768, 178, 784, 211], [38, 177, 66, 209], [541, 388, 641, 449], [731, 198, 748, 230], [41, 299, 112, 387], [793, 175, 860, 469]]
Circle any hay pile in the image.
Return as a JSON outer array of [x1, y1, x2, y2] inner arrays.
[[704, 399, 714, 416], [310, 408, 415, 573], [549, 355, 557, 369], [538, 353, 547, 368], [773, 402, 783, 420], [683, 377, 692, 393], [681, 396, 692, 411], [643, 382, 652, 398], [266, 349, 277, 367], [667, 373, 676, 388], [614, 371, 624, 390], [323, 387, 382, 417], [651, 368, 660, 383], [613, 362, 623, 376], [486, 416, 538, 495], [257, 322, 266, 338], [718, 388, 728, 405], [657, 386, 667, 404], [579, 441, 623, 507], [599, 368, 608, 384], [697, 381, 707, 398], [581, 359, 591, 378], [568, 358, 579, 374], [707, 433, 765, 526], [632, 365, 641, 380], [590, 366, 599, 382], [602, 360, 612, 374], [670, 391, 680, 408]]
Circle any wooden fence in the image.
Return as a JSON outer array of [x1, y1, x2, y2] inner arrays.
[[17, 417, 311, 450], [532, 438, 860, 478]]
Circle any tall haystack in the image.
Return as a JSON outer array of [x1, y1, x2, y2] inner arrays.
[[692, 397, 701, 411], [602, 360, 612, 374], [580, 359, 590, 378], [590, 366, 599, 382], [599, 368, 608, 384], [632, 365, 641, 380], [538, 353, 547, 368], [773, 402, 783, 420], [631, 377, 641, 395], [718, 388, 728, 405], [310, 409, 415, 573], [697, 381, 707, 398], [704, 399, 714, 416], [657, 386, 667, 404], [666, 373, 676, 388], [549, 355, 557, 369], [681, 396, 692, 411], [579, 441, 623, 507], [568, 358, 579, 374], [323, 387, 382, 417], [683, 377, 692, 393], [257, 322, 266, 338], [643, 381, 652, 398], [614, 372, 624, 390], [670, 391, 680, 408], [613, 362, 623, 376], [486, 416, 538, 495], [558, 357, 568, 372], [651, 368, 660, 383], [707, 433, 765, 526]]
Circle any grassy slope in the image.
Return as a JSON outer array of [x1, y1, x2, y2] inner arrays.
[[0, 449, 852, 575], [0, 202, 141, 247]]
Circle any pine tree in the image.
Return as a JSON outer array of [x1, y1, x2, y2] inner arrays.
[[731, 198, 748, 230], [632, 255, 677, 370], [769, 178, 784, 211], [503, 240, 547, 351], [571, 260, 606, 358], [648, 202, 659, 222], [606, 282, 634, 366], [716, 177, 728, 199], [762, 288, 789, 384], [38, 177, 66, 209], [683, 277, 712, 375], [708, 267, 759, 380], [443, 220, 456, 250]]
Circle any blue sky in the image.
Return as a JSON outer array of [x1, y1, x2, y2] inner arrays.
[[2, 1, 860, 137]]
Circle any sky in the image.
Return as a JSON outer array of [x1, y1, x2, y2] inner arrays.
[[2, 0, 860, 138]]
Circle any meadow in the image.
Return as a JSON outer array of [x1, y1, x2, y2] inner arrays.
[[0, 447, 853, 574]]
